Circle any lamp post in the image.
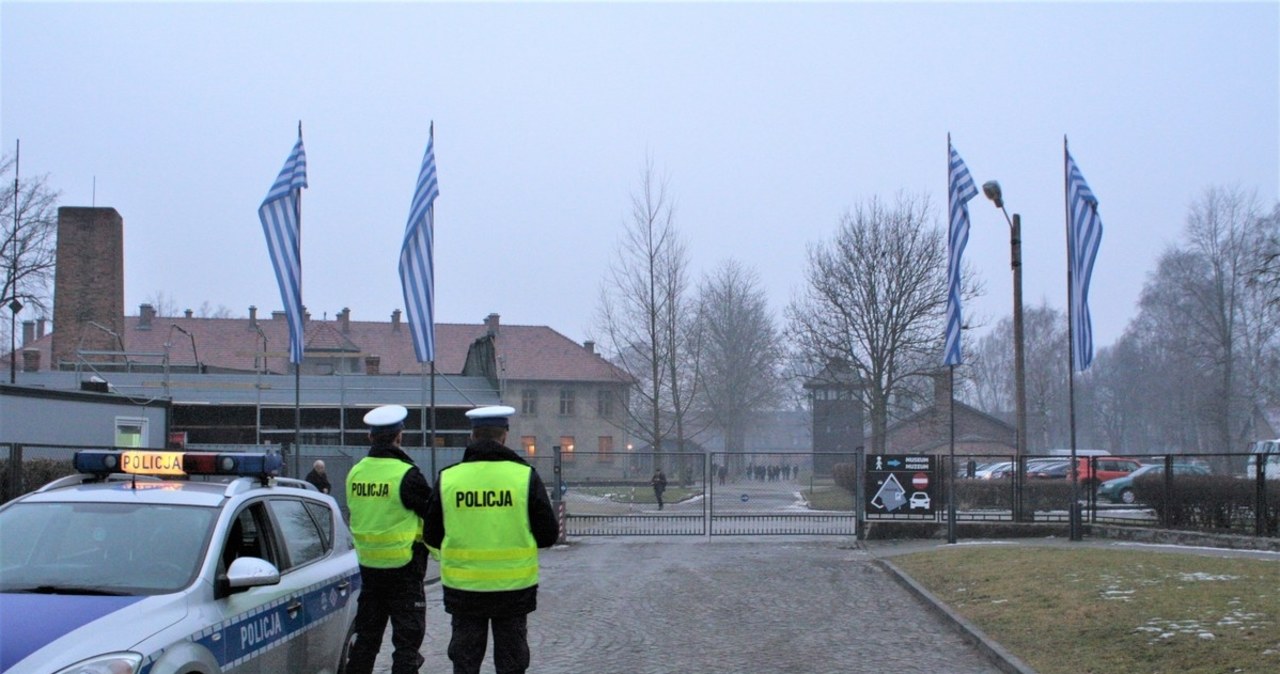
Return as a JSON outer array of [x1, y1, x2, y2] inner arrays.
[[982, 181, 1028, 521], [8, 299, 21, 384]]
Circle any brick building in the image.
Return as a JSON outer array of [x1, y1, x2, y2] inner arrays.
[[11, 207, 635, 456]]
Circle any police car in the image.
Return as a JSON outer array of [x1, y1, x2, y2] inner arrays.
[[0, 449, 361, 674]]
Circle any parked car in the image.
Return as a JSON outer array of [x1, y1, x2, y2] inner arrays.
[[1075, 456, 1143, 488], [1244, 439, 1280, 480], [0, 449, 361, 674], [1097, 463, 1212, 504], [1026, 461, 1072, 479], [973, 461, 1015, 480]]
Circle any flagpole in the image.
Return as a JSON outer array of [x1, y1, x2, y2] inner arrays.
[[1064, 135, 1081, 541], [293, 121, 303, 474], [945, 133, 956, 544], [430, 361, 437, 449], [947, 364, 957, 544]]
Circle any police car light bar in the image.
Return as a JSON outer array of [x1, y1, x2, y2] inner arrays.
[[74, 450, 284, 478]]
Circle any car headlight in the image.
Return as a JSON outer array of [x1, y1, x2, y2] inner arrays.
[[53, 653, 142, 674]]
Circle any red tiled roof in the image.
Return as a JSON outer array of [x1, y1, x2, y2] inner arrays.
[[18, 315, 631, 383]]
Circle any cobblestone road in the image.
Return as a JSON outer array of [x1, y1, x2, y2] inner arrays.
[[371, 536, 1000, 673]]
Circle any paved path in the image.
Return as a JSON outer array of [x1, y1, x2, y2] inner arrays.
[[371, 536, 1000, 673]]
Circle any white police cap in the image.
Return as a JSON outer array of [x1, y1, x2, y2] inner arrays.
[[363, 404, 408, 432], [465, 405, 516, 428]]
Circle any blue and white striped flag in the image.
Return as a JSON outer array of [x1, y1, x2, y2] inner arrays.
[[259, 133, 308, 364], [1066, 148, 1103, 371], [399, 127, 440, 363], [943, 141, 978, 366]]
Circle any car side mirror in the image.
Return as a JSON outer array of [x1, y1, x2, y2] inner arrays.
[[217, 556, 281, 598]]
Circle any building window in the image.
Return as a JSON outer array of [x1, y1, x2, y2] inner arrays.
[[521, 389, 538, 415], [598, 436, 614, 462], [522, 436, 537, 456], [597, 390, 614, 418], [115, 417, 148, 448], [559, 436, 575, 460], [559, 389, 575, 416]]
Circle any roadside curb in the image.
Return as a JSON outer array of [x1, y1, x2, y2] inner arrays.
[[873, 557, 1038, 674]]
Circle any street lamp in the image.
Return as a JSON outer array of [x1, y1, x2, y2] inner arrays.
[[8, 299, 22, 384], [982, 181, 1028, 520]]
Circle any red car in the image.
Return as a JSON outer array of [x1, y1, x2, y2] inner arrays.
[[1074, 456, 1142, 487]]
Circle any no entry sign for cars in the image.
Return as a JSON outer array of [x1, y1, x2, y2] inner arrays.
[[865, 454, 938, 519]]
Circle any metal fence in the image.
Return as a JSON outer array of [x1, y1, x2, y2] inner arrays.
[[552, 450, 857, 536], [4, 443, 1274, 540], [939, 452, 1278, 537]]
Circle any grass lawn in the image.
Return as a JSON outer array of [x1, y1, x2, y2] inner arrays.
[[803, 485, 857, 511], [892, 546, 1280, 674]]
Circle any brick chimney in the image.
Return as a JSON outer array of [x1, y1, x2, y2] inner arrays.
[[51, 207, 124, 367], [273, 311, 286, 321], [138, 304, 156, 330], [22, 320, 34, 346], [365, 355, 381, 375], [339, 307, 351, 334], [584, 340, 595, 355], [184, 309, 193, 318], [484, 313, 501, 337], [248, 305, 258, 328], [391, 309, 402, 332], [22, 348, 40, 372]]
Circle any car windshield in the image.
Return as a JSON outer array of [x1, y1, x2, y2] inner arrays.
[[0, 501, 218, 595]]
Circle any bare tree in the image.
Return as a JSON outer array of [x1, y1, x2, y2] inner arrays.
[[1177, 187, 1271, 452], [966, 302, 1068, 450], [594, 162, 698, 462], [1, 153, 60, 351], [696, 259, 784, 456], [786, 194, 961, 452], [145, 291, 181, 317]]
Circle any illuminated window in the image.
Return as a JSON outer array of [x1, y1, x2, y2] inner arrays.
[[598, 436, 613, 462], [559, 436, 575, 460], [522, 435, 537, 456], [559, 390, 575, 416], [115, 417, 148, 448], [521, 389, 538, 415]]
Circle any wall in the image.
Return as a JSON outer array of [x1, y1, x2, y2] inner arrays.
[[1, 388, 168, 448]]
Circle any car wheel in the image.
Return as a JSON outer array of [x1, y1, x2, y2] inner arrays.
[[1119, 488, 1136, 505]]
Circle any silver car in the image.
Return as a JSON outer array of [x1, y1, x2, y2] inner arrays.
[[0, 450, 361, 674]]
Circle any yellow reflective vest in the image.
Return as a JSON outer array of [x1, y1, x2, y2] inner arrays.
[[347, 457, 423, 568], [438, 461, 538, 591]]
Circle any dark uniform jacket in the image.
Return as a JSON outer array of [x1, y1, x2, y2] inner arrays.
[[424, 439, 559, 617]]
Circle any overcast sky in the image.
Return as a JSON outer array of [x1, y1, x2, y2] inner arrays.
[[2, 1, 1277, 354]]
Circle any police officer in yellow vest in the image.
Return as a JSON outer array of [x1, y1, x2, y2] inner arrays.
[[425, 405, 559, 674], [345, 404, 433, 674]]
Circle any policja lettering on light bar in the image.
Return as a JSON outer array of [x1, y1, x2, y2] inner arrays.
[[455, 489, 514, 508]]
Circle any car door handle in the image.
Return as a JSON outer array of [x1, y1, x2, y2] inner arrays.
[[287, 600, 303, 618], [337, 580, 350, 595]]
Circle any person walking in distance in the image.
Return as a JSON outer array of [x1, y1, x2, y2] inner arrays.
[[426, 405, 559, 674], [345, 405, 432, 674], [651, 468, 668, 510]]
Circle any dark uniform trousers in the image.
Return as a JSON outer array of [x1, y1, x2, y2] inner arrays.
[[346, 546, 428, 674], [448, 614, 530, 674]]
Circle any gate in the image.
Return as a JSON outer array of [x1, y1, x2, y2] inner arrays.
[[555, 450, 706, 536], [554, 450, 857, 536], [708, 452, 857, 535]]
